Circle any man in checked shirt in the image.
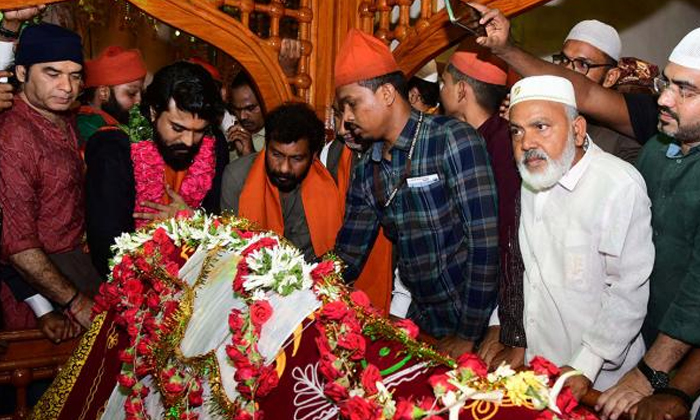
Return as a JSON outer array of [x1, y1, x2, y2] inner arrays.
[[333, 29, 500, 357]]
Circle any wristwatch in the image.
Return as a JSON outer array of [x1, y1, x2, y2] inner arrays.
[[654, 387, 694, 410], [637, 359, 670, 390]]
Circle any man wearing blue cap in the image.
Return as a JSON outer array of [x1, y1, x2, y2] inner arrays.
[[0, 23, 102, 333]]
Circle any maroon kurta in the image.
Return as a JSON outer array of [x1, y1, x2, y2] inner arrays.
[[0, 97, 85, 259]]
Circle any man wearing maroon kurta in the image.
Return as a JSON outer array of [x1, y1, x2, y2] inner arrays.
[[0, 23, 102, 331]]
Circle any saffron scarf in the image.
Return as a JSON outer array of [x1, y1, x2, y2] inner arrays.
[[238, 150, 343, 257]]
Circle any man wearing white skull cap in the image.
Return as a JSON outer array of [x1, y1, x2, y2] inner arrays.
[[552, 19, 641, 163], [500, 74, 653, 401], [468, 3, 700, 417]]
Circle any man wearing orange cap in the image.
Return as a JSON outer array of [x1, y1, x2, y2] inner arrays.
[[440, 48, 524, 365], [77, 46, 147, 145], [334, 29, 500, 357]]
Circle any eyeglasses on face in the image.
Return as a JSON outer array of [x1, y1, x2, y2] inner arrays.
[[551, 52, 614, 76], [653, 76, 700, 102]]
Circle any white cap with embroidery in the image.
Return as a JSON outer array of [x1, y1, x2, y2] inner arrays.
[[509, 75, 577, 109], [669, 28, 700, 70], [565, 19, 622, 62]]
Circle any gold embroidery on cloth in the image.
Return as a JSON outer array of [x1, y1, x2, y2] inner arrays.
[[30, 313, 107, 420]]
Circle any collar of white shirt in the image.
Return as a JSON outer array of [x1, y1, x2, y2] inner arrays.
[[557, 141, 599, 192]]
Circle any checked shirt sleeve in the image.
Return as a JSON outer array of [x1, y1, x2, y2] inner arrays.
[[335, 163, 381, 283], [443, 123, 500, 341]]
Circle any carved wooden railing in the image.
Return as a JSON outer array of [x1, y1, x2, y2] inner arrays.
[[3, 0, 551, 118], [0, 330, 79, 420]]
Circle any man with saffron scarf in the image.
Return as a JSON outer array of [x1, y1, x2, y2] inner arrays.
[[85, 61, 226, 276], [221, 103, 393, 314]]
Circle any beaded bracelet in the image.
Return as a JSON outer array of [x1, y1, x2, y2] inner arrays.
[[58, 290, 80, 312]]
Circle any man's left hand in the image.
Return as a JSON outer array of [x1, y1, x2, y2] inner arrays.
[[436, 335, 475, 358], [134, 186, 192, 221], [1, 5, 45, 32], [629, 394, 689, 420], [560, 365, 592, 400]]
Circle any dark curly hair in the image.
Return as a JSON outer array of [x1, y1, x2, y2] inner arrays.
[[265, 102, 325, 155], [141, 61, 224, 124]]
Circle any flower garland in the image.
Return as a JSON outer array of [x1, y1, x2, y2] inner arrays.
[[94, 212, 594, 420], [131, 137, 216, 229]]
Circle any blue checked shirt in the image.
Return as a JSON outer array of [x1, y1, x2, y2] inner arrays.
[[336, 110, 500, 340]]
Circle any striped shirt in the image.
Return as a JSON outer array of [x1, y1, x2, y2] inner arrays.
[[335, 110, 499, 340]]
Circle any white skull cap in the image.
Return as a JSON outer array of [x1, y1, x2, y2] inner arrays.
[[509, 75, 577, 109], [565, 20, 622, 62], [669, 28, 700, 70]]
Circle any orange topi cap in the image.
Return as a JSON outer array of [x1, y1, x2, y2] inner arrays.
[[449, 50, 508, 86], [187, 57, 222, 82], [85, 46, 147, 88], [334, 29, 399, 88]]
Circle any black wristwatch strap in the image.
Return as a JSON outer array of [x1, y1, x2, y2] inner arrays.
[[637, 359, 670, 390], [0, 22, 19, 39], [654, 387, 694, 410]]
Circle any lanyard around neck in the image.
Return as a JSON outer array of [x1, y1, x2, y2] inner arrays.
[[373, 112, 424, 209]]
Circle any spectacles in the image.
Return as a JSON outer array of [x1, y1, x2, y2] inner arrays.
[[551, 52, 614, 75], [653, 76, 700, 102]]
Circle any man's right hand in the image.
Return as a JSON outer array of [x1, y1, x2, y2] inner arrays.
[[468, 2, 512, 55], [226, 123, 254, 156], [477, 325, 504, 367], [0, 71, 13, 112], [596, 367, 653, 420], [37, 311, 81, 343]]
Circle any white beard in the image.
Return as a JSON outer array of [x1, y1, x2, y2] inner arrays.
[[517, 132, 576, 192]]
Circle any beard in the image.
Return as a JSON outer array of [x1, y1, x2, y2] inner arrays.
[[517, 131, 577, 192], [265, 158, 311, 193], [101, 89, 131, 125], [658, 105, 700, 142], [153, 129, 202, 171]]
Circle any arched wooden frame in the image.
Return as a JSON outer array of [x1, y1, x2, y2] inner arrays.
[[4, 0, 294, 112]]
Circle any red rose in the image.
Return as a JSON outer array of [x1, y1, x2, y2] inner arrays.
[[256, 365, 279, 397], [165, 261, 180, 278], [320, 301, 350, 321], [188, 379, 204, 407], [360, 364, 381, 394], [235, 366, 256, 383], [236, 229, 255, 239], [318, 352, 342, 380], [417, 396, 435, 411], [134, 256, 151, 272], [178, 412, 199, 420], [119, 348, 135, 364], [339, 395, 378, 420], [556, 386, 579, 415], [395, 399, 417, 420], [163, 378, 186, 396], [456, 353, 488, 377], [350, 290, 371, 309], [310, 260, 335, 281], [337, 332, 366, 360], [118, 373, 137, 389], [428, 373, 456, 395], [315, 335, 334, 355], [323, 381, 349, 402], [135, 362, 152, 377], [123, 279, 144, 297], [250, 300, 273, 330], [534, 410, 555, 420], [146, 292, 161, 310], [229, 309, 245, 331], [530, 356, 561, 379], [394, 319, 420, 339]]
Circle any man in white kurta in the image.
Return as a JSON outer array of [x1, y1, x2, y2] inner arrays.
[[508, 75, 654, 395]]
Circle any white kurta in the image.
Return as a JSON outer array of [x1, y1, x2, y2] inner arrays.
[[519, 142, 653, 390]]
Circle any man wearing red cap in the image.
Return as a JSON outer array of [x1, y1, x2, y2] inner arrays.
[[334, 29, 500, 357], [440, 48, 524, 366], [77, 46, 147, 145]]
